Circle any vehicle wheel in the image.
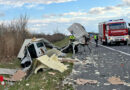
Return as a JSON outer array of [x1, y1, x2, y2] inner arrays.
[[116, 42, 120, 46], [102, 42, 105, 45], [105, 38, 108, 45], [108, 42, 111, 46], [124, 41, 127, 45]]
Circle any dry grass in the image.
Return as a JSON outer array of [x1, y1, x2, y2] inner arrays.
[[0, 15, 65, 62]]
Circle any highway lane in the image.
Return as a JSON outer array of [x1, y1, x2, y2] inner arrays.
[[67, 42, 130, 90], [98, 41, 130, 55]]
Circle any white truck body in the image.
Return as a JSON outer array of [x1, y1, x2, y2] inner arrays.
[[68, 23, 88, 44]]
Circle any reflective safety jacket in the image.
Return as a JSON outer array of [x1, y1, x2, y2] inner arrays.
[[94, 35, 98, 40], [69, 35, 75, 40]]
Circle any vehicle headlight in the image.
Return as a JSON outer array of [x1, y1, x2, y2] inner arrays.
[[125, 35, 129, 39], [110, 37, 113, 40]]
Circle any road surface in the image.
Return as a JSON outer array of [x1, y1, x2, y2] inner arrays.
[[66, 41, 130, 90]]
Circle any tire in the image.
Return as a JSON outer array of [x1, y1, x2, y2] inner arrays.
[[108, 42, 111, 46], [104, 38, 107, 45], [102, 42, 105, 45], [116, 42, 120, 46], [124, 41, 127, 45]]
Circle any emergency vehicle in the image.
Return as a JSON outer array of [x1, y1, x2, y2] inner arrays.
[[98, 19, 129, 45]]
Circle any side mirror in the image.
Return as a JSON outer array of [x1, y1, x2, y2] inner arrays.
[[128, 23, 130, 27]]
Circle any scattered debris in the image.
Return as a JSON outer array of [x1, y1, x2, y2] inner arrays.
[[36, 54, 68, 73], [95, 70, 100, 75], [124, 76, 129, 79], [124, 82, 130, 87], [112, 89, 117, 90], [59, 58, 79, 63], [26, 83, 30, 86], [104, 83, 111, 86], [48, 72, 56, 75], [0, 68, 18, 75], [76, 79, 98, 85], [4, 70, 26, 81], [108, 76, 124, 85]]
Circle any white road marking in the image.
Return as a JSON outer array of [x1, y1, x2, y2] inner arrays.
[[91, 42, 130, 56]]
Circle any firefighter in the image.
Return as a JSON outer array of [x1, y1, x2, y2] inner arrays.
[[94, 34, 98, 47], [83, 34, 91, 53], [83, 34, 90, 45], [69, 35, 75, 42]]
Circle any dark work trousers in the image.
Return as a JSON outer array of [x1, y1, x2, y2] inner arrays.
[[95, 40, 98, 47], [84, 42, 91, 53]]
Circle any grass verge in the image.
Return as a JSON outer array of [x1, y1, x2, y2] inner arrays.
[[0, 37, 74, 90]]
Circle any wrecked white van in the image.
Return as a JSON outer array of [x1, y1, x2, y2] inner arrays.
[[17, 38, 55, 59]]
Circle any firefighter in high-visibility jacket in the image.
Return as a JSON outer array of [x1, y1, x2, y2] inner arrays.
[[94, 35, 98, 47], [69, 35, 75, 42]]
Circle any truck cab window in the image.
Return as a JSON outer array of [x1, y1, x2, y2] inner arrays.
[[37, 42, 44, 48], [109, 23, 127, 30]]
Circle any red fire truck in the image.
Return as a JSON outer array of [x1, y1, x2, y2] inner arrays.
[[98, 19, 129, 45]]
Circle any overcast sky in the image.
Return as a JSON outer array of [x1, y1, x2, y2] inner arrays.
[[0, 0, 130, 34]]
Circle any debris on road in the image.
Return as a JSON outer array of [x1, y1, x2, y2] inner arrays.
[[76, 78, 98, 85], [107, 76, 130, 87], [4, 70, 26, 81], [124, 82, 130, 87], [108, 76, 124, 85], [95, 70, 100, 75], [59, 58, 79, 63], [0, 68, 18, 75], [104, 83, 111, 86]]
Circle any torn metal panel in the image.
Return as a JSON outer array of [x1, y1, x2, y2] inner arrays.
[[34, 65, 48, 74], [36, 54, 68, 73], [4, 70, 26, 81], [21, 48, 32, 72], [68, 23, 88, 39], [0, 68, 18, 75], [39, 38, 56, 49], [17, 39, 39, 59], [68, 23, 88, 44]]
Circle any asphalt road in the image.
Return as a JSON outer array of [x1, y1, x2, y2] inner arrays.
[[66, 41, 130, 90]]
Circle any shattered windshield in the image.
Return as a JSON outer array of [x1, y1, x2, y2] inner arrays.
[[109, 23, 127, 30], [37, 42, 44, 48]]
